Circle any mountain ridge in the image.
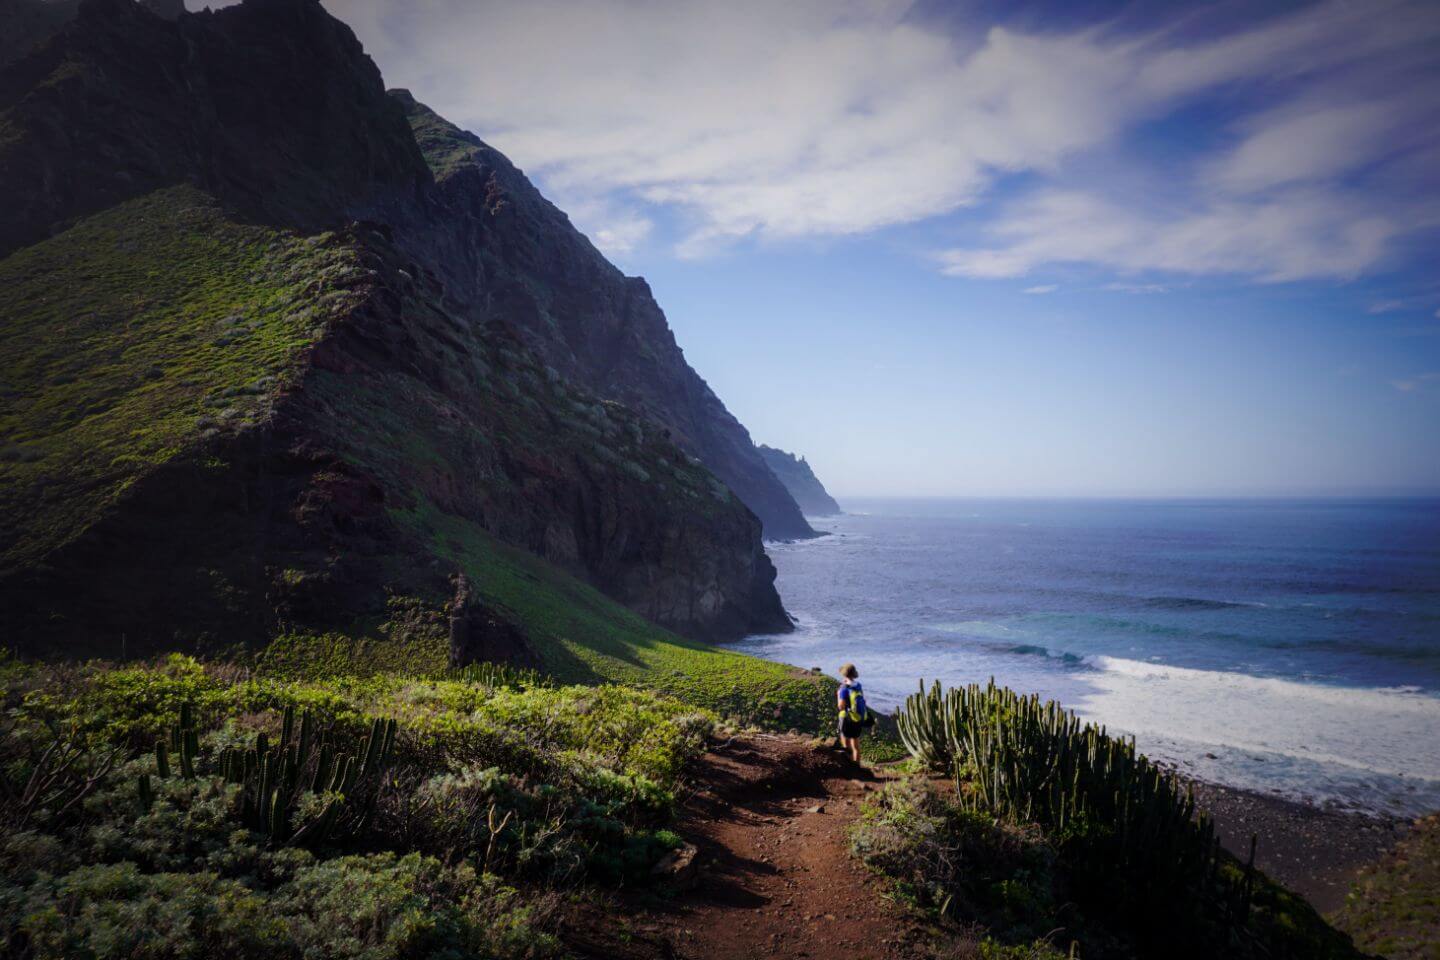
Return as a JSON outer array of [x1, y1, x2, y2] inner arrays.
[[390, 91, 817, 542], [0, 0, 805, 652]]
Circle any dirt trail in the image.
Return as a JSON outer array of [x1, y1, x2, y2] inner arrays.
[[569, 734, 930, 960]]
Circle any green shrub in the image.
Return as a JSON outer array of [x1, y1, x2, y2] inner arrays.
[[851, 779, 1066, 945], [11, 862, 288, 959], [1332, 813, 1440, 960], [1, 854, 559, 960], [275, 852, 559, 960], [3, 657, 707, 921]]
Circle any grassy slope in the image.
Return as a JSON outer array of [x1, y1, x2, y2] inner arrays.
[[1333, 814, 1440, 960], [0, 186, 346, 572], [390, 496, 835, 732]]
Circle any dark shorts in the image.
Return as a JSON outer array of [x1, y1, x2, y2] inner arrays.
[[839, 716, 863, 739]]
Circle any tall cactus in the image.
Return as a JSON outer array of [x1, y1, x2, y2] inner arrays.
[[145, 702, 396, 848], [895, 678, 1249, 922], [896, 680, 950, 770], [219, 707, 396, 846]]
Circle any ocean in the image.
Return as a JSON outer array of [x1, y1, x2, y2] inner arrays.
[[733, 498, 1440, 818]]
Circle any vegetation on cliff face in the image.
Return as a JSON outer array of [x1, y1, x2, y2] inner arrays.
[[0, 187, 344, 574], [382, 505, 831, 731], [0, 187, 825, 726], [1332, 814, 1440, 960]]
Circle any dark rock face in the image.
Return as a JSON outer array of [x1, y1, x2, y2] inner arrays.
[[271, 231, 792, 642], [757, 446, 843, 517], [0, 0, 797, 647], [448, 576, 537, 669], [392, 93, 817, 543], [0, 0, 430, 259], [0, 0, 81, 68]]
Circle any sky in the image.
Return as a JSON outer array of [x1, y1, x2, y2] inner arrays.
[[300, 0, 1440, 496]]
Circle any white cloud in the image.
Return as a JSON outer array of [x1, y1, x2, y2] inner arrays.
[[1391, 372, 1440, 392], [1105, 282, 1170, 294], [563, 199, 654, 257], [1023, 284, 1058, 295], [939, 187, 1409, 282], [1209, 101, 1410, 195], [324, 0, 1440, 277], [1366, 297, 1440, 317]]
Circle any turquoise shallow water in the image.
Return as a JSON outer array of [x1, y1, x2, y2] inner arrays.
[[734, 498, 1440, 817]]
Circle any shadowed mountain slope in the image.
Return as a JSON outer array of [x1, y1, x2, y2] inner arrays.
[[393, 92, 816, 542], [0, 0, 804, 653]]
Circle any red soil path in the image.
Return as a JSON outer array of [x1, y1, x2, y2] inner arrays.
[[568, 734, 931, 960]]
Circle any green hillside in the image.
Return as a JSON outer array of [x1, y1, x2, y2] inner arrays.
[[388, 496, 832, 730], [0, 186, 344, 572]]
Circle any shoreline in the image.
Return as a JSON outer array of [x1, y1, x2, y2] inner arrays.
[[1183, 774, 1412, 914]]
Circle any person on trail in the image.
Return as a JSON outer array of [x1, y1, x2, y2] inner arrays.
[[836, 663, 869, 764]]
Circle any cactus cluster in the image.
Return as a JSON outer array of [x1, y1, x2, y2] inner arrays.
[[137, 702, 200, 812], [895, 680, 952, 770], [897, 678, 1261, 936], [137, 703, 397, 847], [440, 662, 544, 690]]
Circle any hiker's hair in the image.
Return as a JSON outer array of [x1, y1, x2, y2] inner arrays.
[[840, 663, 859, 679]]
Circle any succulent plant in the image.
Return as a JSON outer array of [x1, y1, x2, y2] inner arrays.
[[896, 678, 1258, 934], [151, 701, 396, 847]]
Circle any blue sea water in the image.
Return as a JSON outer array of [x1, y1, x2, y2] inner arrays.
[[733, 498, 1440, 817]]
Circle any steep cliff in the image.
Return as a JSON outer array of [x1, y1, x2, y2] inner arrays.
[[391, 93, 816, 543], [0, 0, 794, 653], [758, 446, 843, 517]]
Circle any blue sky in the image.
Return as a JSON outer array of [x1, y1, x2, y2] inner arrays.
[[325, 0, 1440, 496]]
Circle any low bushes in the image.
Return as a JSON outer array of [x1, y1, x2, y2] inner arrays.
[[0, 654, 712, 957], [6, 853, 558, 960], [850, 779, 1069, 947]]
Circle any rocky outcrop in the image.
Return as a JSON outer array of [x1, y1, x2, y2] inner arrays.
[[0, 0, 797, 650], [391, 93, 816, 543], [448, 575, 537, 668], [758, 446, 842, 517]]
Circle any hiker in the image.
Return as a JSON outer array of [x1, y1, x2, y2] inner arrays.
[[836, 663, 870, 764]]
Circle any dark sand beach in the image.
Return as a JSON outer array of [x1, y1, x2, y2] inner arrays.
[[1189, 778, 1412, 914]]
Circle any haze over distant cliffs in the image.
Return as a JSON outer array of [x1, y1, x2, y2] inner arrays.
[[757, 446, 842, 518]]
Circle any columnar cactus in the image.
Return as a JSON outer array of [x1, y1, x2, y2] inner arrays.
[[895, 678, 1249, 926], [895, 679, 950, 770]]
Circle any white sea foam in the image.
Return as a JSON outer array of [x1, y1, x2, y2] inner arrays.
[[1068, 654, 1440, 814]]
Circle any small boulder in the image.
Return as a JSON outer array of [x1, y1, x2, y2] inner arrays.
[[651, 842, 700, 891]]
